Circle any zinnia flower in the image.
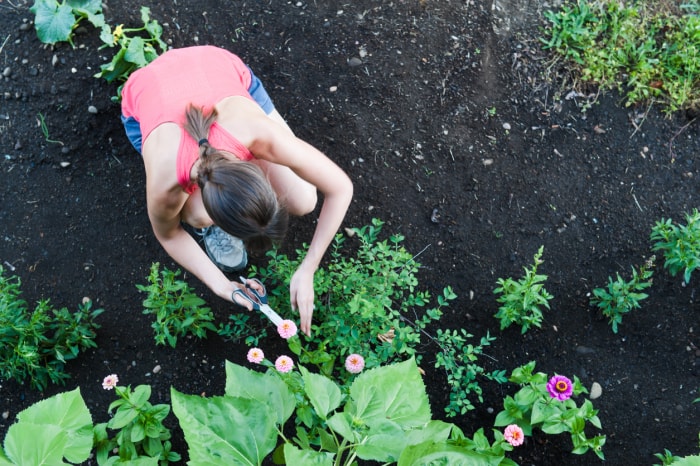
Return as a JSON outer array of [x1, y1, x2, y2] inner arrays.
[[344, 354, 365, 374], [246, 347, 264, 364], [275, 355, 294, 373], [547, 374, 573, 401], [102, 374, 119, 390], [504, 424, 524, 446], [277, 319, 298, 339]]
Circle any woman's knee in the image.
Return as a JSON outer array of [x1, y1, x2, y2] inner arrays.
[[286, 184, 317, 216]]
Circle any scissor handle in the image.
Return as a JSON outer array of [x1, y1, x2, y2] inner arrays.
[[231, 288, 261, 311], [239, 276, 268, 304]]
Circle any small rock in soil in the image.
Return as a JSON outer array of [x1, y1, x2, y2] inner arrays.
[[590, 381, 602, 399], [576, 345, 596, 355], [153, 364, 161, 374]]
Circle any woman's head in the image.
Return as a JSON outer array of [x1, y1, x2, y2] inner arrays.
[[184, 104, 288, 251]]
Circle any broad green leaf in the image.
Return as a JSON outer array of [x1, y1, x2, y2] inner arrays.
[[282, 443, 334, 466], [299, 366, 342, 419], [30, 0, 76, 45], [326, 412, 354, 442], [356, 418, 406, 462], [672, 455, 700, 466], [349, 358, 430, 429], [4, 423, 67, 465], [171, 388, 277, 465], [14, 388, 92, 463], [397, 440, 504, 466], [224, 361, 295, 425], [404, 420, 455, 446]]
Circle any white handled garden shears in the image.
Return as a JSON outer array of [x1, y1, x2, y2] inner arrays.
[[232, 276, 284, 326]]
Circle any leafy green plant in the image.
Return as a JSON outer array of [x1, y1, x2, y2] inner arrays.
[[253, 218, 501, 415], [94, 6, 167, 88], [590, 256, 655, 333], [494, 361, 606, 460], [94, 376, 180, 465], [655, 449, 683, 465], [0, 265, 103, 390], [0, 388, 93, 465], [541, 0, 700, 113], [136, 262, 217, 348], [434, 329, 507, 416], [172, 357, 521, 465], [217, 312, 268, 347], [30, 0, 107, 46], [651, 209, 700, 284], [493, 246, 553, 333]]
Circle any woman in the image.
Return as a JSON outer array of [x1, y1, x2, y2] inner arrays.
[[121, 45, 353, 335]]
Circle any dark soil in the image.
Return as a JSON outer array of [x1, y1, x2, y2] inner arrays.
[[1, 0, 698, 464]]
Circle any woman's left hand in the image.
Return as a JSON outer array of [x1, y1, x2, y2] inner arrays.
[[290, 265, 315, 336]]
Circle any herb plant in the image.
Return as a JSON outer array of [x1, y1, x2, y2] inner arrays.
[[136, 262, 217, 348], [30, 0, 107, 46], [494, 246, 553, 334], [590, 256, 655, 333], [651, 209, 700, 284], [494, 361, 606, 460], [0, 265, 103, 390], [94, 376, 180, 465]]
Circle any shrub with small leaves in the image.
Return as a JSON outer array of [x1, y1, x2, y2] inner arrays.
[[651, 209, 700, 284]]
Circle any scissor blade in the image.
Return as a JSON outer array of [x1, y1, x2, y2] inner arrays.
[[259, 304, 284, 326]]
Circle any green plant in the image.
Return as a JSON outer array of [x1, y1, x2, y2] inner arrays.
[[253, 218, 501, 415], [434, 329, 507, 416], [655, 449, 683, 465], [136, 262, 218, 347], [36, 112, 64, 145], [541, 0, 700, 114], [0, 265, 103, 390], [0, 388, 93, 464], [171, 357, 521, 465], [217, 312, 268, 347], [30, 0, 107, 46], [651, 209, 700, 284], [94, 6, 167, 94], [493, 246, 553, 333], [590, 256, 655, 333], [94, 376, 180, 465], [494, 361, 606, 460]]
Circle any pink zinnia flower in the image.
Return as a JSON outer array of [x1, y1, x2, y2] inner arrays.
[[275, 355, 294, 373], [246, 348, 264, 364], [277, 319, 298, 339], [345, 354, 365, 374], [547, 374, 573, 401], [504, 424, 524, 446], [102, 374, 119, 390]]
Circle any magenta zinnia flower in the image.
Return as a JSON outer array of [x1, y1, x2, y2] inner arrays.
[[345, 354, 365, 374], [246, 347, 264, 364], [275, 355, 294, 373], [277, 319, 298, 339], [547, 374, 573, 401], [102, 374, 119, 390], [503, 424, 524, 446]]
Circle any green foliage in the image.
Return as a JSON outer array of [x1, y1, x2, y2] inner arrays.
[[217, 312, 268, 347], [0, 388, 93, 465], [541, 0, 700, 114], [253, 218, 499, 415], [172, 358, 519, 465], [655, 449, 683, 465], [434, 329, 507, 416], [94, 384, 180, 465], [30, 0, 106, 46], [0, 265, 103, 390], [94, 6, 167, 90], [651, 209, 700, 284], [494, 246, 553, 334], [590, 256, 655, 333], [494, 361, 606, 460], [136, 262, 217, 348]]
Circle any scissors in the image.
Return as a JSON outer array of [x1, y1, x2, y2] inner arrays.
[[232, 276, 284, 326]]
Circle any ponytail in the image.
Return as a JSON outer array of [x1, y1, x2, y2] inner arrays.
[[184, 104, 217, 160]]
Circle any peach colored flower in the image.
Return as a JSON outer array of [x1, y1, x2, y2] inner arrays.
[[277, 319, 298, 339], [504, 424, 524, 446], [275, 355, 294, 373], [345, 354, 365, 374], [102, 374, 119, 390], [246, 348, 264, 364], [547, 375, 573, 401]]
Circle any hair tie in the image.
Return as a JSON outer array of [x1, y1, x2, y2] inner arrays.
[[198, 138, 209, 147]]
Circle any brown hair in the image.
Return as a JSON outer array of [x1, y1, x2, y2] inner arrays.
[[183, 104, 288, 251]]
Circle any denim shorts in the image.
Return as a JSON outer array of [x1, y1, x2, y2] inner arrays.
[[121, 66, 275, 154]]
